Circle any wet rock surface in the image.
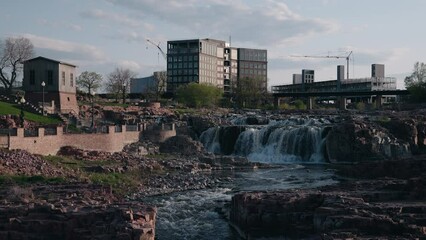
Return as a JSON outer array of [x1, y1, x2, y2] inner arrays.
[[230, 156, 426, 239], [0, 184, 156, 240]]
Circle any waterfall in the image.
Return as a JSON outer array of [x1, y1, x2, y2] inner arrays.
[[199, 127, 222, 154], [200, 119, 328, 163]]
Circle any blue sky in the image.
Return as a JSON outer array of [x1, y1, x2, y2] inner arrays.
[[1, 0, 425, 90]]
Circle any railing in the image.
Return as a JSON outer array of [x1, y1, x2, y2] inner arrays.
[[44, 127, 57, 136], [126, 125, 139, 132], [24, 129, 39, 137], [0, 128, 17, 136]]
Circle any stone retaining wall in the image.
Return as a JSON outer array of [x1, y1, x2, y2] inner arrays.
[[6, 125, 142, 155]]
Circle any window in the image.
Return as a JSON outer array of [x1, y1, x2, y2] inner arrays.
[[29, 70, 35, 85], [70, 73, 74, 87], [62, 71, 65, 85], [47, 70, 53, 85]]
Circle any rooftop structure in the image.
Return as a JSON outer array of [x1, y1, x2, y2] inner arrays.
[[272, 64, 396, 94]]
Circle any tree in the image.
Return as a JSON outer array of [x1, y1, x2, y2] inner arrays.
[[77, 71, 103, 94], [106, 67, 136, 103], [0, 37, 34, 92], [405, 62, 426, 102], [176, 83, 222, 108], [144, 71, 166, 101], [233, 77, 268, 108]]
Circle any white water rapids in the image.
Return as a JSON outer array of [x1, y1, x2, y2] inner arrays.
[[200, 117, 330, 163]]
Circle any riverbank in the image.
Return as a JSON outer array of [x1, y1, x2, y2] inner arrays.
[[0, 144, 268, 239], [230, 155, 426, 239]]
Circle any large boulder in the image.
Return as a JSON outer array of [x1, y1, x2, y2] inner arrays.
[[380, 118, 419, 153], [186, 116, 217, 137], [159, 135, 205, 156], [325, 122, 356, 162], [326, 120, 411, 162]]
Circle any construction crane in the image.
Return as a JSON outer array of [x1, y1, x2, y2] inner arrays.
[[146, 39, 167, 64], [291, 51, 353, 80]]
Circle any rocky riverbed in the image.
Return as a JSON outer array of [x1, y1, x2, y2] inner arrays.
[[230, 156, 426, 239], [1, 108, 426, 239], [0, 138, 266, 239], [0, 183, 157, 240]]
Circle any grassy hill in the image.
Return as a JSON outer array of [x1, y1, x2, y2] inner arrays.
[[0, 101, 61, 125]]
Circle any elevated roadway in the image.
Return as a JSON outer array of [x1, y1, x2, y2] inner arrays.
[[273, 89, 410, 109]]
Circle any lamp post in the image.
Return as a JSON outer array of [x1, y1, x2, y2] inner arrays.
[[122, 83, 126, 104], [91, 91, 95, 130], [41, 81, 45, 115], [19, 96, 25, 127]]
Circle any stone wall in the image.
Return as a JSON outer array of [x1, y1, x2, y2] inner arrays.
[[7, 125, 142, 155], [143, 123, 176, 143]]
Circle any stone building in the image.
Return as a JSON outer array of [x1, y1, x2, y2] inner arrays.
[[22, 56, 79, 114]]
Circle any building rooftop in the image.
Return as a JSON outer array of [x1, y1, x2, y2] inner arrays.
[[23, 56, 77, 68]]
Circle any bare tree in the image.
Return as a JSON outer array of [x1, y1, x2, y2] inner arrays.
[[405, 62, 426, 87], [144, 71, 166, 101], [233, 77, 268, 108], [0, 37, 34, 92], [106, 67, 136, 103], [77, 71, 103, 94]]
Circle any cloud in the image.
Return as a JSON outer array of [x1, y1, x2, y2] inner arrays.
[[37, 19, 82, 32], [103, 0, 339, 46], [80, 9, 154, 30], [117, 60, 143, 73], [68, 24, 82, 32], [22, 34, 108, 62]]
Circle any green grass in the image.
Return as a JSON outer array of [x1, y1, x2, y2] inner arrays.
[[43, 155, 142, 196], [0, 101, 61, 125], [0, 175, 66, 185]]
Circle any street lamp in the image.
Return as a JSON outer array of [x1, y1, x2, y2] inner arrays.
[[122, 83, 126, 104], [19, 96, 25, 127], [41, 81, 45, 115], [91, 91, 95, 130]]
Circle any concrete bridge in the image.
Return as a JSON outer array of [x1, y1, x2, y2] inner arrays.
[[273, 89, 410, 110]]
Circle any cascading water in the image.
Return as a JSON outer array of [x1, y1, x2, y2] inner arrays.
[[200, 117, 330, 163]]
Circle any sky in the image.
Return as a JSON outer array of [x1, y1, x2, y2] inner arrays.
[[1, 0, 425, 90]]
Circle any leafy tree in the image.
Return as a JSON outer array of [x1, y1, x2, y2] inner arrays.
[[176, 83, 222, 108], [77, 71, 103, 94], [106, 67, 136, 103], [0, 37, 34, 92], [293, 99, 307, 110], [405, 62, 426, 102]]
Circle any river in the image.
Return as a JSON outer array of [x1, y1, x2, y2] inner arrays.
[[141, 164, 338, 240]]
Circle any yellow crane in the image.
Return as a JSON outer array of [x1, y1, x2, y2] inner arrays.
[[291, 51, 353, 79]]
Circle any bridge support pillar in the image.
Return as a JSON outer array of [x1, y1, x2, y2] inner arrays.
[[308, 97, 313, 110], [375, 95, 383, 109], [338, 96, 347, 110], [274, 97, 281, 109]]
